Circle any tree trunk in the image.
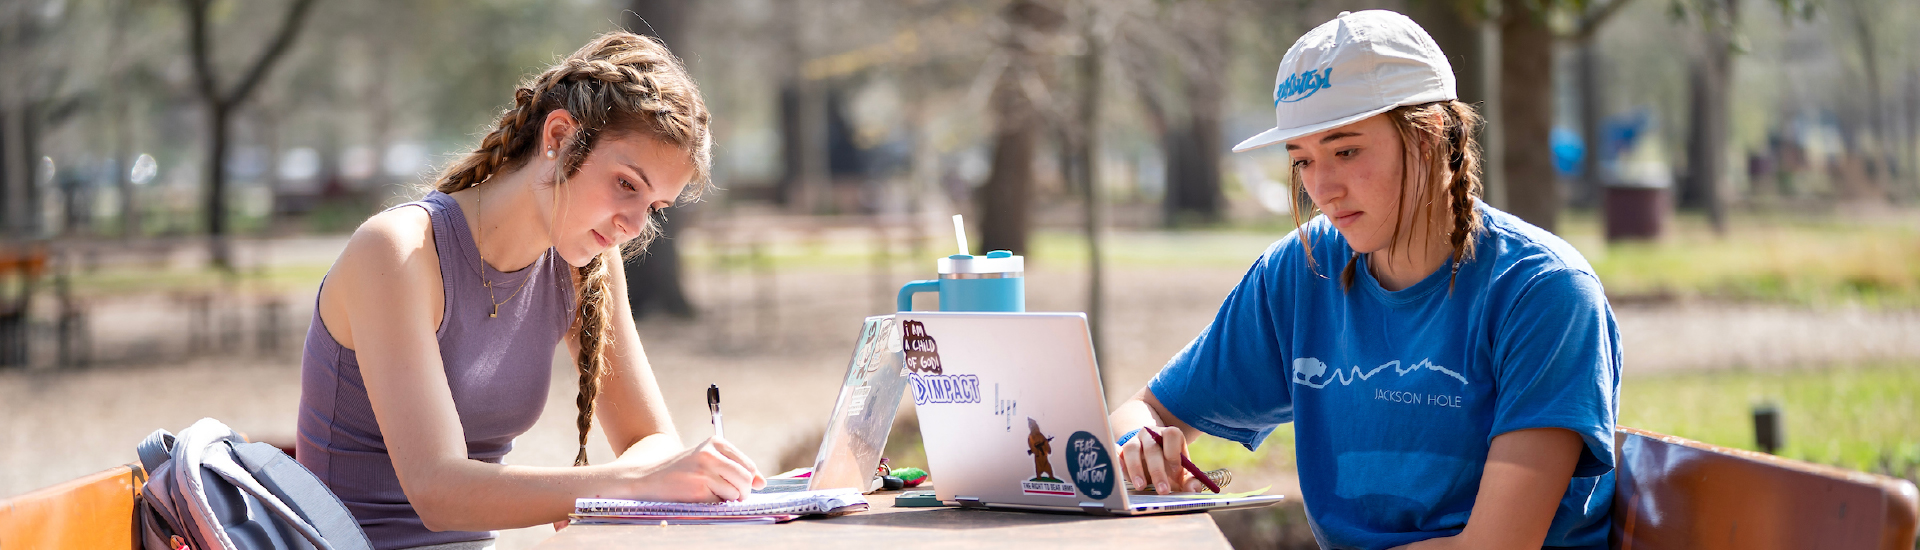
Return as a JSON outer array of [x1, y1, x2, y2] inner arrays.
[[778, 83, 829, 209], [183, 0, 317, 270], [1681, 0, 1734, 233], [206, 105, 232, 267], [1075, 15, 1107, 381], [1575, 39, 1604, 207], [1, 110, 13, 237], [980, 106, 1038, 254], [1161, 118, 1223, 226], [773, 0, 828, 212], [1499, 0, 1559, 233], [623, 0, 699, 319], [1161, 11, 1226, 228], [978, 0, 1062, 255]]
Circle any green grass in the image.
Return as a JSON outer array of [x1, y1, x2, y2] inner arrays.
[[1559, 210, 1920, 308], [68, 263, 332, 297], [1180, 362, 1920, 485], [1619, 362, 1920, 476]]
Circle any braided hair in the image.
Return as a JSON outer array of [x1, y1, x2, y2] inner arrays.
[[428, 32, 711, 467], [1289, 100, 1484, 293]]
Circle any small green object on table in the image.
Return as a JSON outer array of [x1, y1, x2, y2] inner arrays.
[[892, 467, 928, 487]]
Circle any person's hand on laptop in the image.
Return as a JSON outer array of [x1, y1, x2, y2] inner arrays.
[[613, 436, 767, 502], [1120, 425, 1209, 495], [1110, 388, 1209, 495]]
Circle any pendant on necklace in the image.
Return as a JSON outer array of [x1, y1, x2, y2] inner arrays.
[[490, 305, 499, 318]]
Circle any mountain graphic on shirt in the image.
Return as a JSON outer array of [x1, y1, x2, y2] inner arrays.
[[1290, 357, 1468, 389]]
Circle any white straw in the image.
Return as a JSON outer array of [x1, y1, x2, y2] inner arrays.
[[952, 214, 969, 256]]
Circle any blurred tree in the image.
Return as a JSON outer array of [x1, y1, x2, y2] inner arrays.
[[0, 1, 67, 239], [1674, 0, 1811, 233], [621, 0, 699, 319], [1112, 0, 1228, 228], [1498, 0, 1560, 232], [979, 0, 1066, 255], [1678, 0, 1737, 234], [181, 0, 318, 269], [1064, 0, 1114, 384], [1568, 0, 1635, 208], [1418, 0, 1738, 233], [1832, 0, 1908, 201]]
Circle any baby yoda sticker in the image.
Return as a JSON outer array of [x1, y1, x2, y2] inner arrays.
[[1019, 418, 1074, 496]]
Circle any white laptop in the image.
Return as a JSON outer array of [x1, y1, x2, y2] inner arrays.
[[756, 315, 910, 494], [900, 311, 1284, 515]]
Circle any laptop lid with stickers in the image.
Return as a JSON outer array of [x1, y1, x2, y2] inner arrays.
[[902, 312, 1285, 515], [901, 312, 1129, 511]]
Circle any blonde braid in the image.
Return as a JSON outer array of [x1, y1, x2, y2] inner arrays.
[[572, 249, 616, 466]]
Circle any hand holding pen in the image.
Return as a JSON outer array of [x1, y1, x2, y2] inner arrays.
[[1121, 426, 1221, 494]]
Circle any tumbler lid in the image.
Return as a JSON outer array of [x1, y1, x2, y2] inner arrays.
[[938, 250, 1023, 275]]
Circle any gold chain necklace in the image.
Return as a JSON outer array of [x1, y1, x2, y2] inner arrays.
[[476, 183, 531, 318]]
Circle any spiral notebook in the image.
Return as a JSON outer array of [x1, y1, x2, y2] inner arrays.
[[573, 488, 868, 521]]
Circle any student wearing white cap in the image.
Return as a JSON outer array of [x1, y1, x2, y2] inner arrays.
[[1109, 10, 1617, 549]]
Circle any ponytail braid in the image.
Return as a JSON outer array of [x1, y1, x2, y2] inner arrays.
[[425, 32, 711, 467], [571, 249, 616, 466], [1439, 101, 1484, 292]]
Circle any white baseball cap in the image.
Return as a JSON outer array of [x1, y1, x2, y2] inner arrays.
[[1232, 10, 1457, 153]]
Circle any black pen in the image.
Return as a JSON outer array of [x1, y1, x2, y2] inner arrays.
[[707, 384, 724, 439]]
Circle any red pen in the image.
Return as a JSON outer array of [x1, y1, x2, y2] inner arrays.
[[1140, 427, 1222, 493]]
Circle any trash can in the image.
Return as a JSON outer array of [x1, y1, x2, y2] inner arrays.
[[1604, 163, 1671, 243]]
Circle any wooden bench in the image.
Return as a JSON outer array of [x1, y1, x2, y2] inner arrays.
[[1613, 426, 1920, 549], [0, 463, 141, 550]]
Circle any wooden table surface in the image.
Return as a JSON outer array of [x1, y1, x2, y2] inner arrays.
[[534, 490, 1234, 549]]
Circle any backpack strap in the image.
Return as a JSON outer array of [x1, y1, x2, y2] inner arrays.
[[137, 429, 175, 473], [200, 448, 333, 550], [234, 443, 373, 550]]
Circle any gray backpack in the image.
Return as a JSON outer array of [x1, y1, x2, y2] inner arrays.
[[137, 418, 372, 550]]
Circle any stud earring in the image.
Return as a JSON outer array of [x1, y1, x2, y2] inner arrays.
[[546, 149, 556, 159]]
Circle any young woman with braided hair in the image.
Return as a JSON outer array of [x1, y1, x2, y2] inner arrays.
[[1108, 12, 1619, 550], [297, 32, 764, 549]]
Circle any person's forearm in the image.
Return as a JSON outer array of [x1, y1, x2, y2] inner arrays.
[[1109, 398, 1162, 437], [618, 431, 684, 465], [1109, 388, 1202, 442], [406, 459, 636, 532]]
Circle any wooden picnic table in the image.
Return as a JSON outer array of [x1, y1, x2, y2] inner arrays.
[[533, 489, 1235, 550]]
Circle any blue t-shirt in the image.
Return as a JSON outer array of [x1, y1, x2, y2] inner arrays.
[[1150, 202, 1620, 550]]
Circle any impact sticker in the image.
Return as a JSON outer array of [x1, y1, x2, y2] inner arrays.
[[1065, 431, 1114, 499], [1019, 418, 1073, 496], [905, 320, 980, 404]]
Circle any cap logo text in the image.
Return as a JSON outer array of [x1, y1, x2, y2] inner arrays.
[[1275, 67, 1334, 105]]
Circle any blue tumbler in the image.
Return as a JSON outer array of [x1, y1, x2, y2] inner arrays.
[[896, 250, 1025, 312]]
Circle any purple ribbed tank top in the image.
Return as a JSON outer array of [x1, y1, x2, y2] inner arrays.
[[297, 191, 577, 549]]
